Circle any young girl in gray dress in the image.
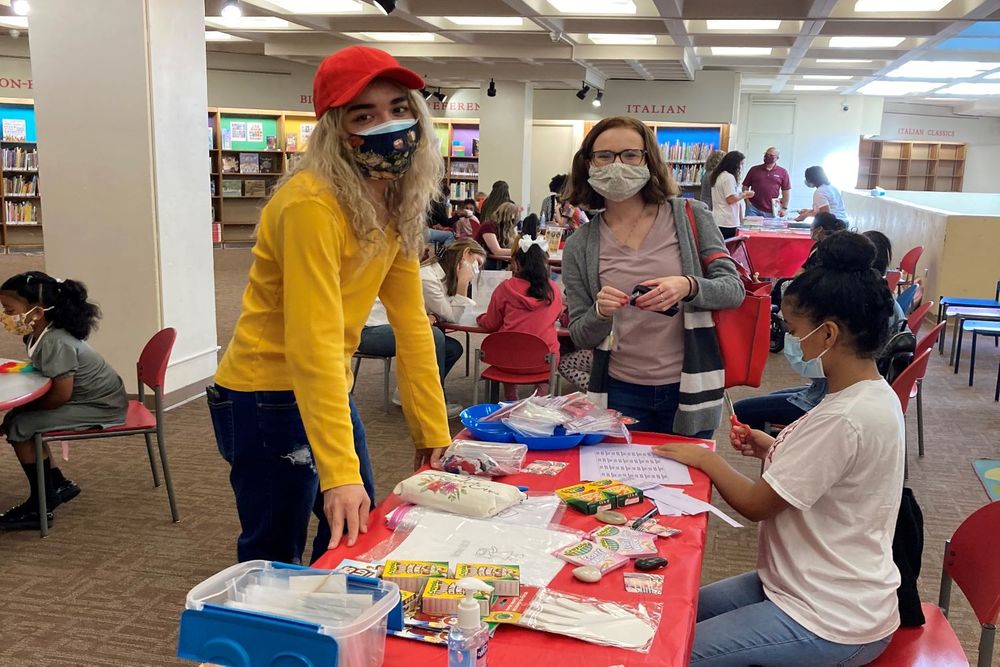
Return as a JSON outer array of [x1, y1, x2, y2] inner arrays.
[[0, 272, 127, 530]]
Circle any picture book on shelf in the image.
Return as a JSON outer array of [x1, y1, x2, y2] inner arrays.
[[243, 179, 266, 198], [247, 122, 264, 143], [2, 118, 27, 143], [266, 135, 277, 150], [208, 126, 215, 150], [239, 153, 260, 174], [222, 180, 242, 197], [221, 128, 232, 150], [230, 122, 247, 142], [259, 155, 277, 173], [222, 155, 239, 173], [285, 134, 298, 152]]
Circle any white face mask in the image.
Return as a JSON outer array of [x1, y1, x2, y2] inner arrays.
[[587, 163, 650, 202], [462, 260, 481, 276]]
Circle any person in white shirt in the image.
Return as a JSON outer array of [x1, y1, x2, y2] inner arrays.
[[358, 239, 486, 417], [710, 151, 755, 240], [656, 231, 903, 666], [796, 165, 848, 221]]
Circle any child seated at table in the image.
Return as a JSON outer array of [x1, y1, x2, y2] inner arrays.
[[477, 235, 563, 400], [0, 271, 127, 530], [655, 232, 903, 666]]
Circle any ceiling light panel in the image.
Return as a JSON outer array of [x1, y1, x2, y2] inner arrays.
[[0, 17, 28, 29], [858, 80, 942, 95], [355, 32, 437, 41], [854, 0, 952, 11], [242, 0, 363, 13], [444, 16, 523, 26], [886, 60, 1000, 78], [205, 31, 250, 41], [794, 85, 839, 90], [588, 33, 657, 45], [829, 36, 905, 48], [705, 20, 781, 31], [710, 47, 773, 56], [936, 82, 1000, 95], [549, 0, 636, 14], [986, 72, 1000, 80], [205, 16, 305, 30]]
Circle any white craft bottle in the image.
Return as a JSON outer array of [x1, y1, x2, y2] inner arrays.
[[447, 578, 492, 667]]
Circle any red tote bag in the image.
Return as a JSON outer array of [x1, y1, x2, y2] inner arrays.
[[685, 201, 771, 388]]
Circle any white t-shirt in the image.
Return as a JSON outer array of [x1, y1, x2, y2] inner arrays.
[[420, 262, 476, 323], [813, 184, 847, 219], [758, 378, 904, 645], [711, 172, 741, 228]]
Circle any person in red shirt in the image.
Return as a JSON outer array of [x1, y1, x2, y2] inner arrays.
[[742, 146, 791, 218], [477, 235, 563, 400]]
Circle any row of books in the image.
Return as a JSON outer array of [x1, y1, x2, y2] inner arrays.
[[222, 153, 279, 174], [670, 163, 706, 186], [450, 162, 479, 178], [3, 175, 37, 196], [5, 201, 38, 223], [660, 141, 717, 162], [448, 181, 477, 200], [223, 179, 268, 198], [2, 147, 38, 171]]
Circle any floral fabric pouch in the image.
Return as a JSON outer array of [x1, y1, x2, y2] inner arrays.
[[393, 471, 527, 519]]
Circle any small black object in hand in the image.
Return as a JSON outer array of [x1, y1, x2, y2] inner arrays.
[[634, 556, 669, 571], [630, 284, 678, 316]]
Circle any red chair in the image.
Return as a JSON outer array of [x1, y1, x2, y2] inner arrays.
[[891, 349, 932, 479], [907, 300, 934, 336], [32, 328, 179, 537], [886, 269, 902, 293], [912, 322, 944, 459], [473, 331, 556, 405], [896, 246, 924, 295], [868, 501, 999, 667]]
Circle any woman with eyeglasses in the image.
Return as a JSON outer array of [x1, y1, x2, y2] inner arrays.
[[561, 117, 744, 437]]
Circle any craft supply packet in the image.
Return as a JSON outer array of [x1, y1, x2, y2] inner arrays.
[[554, 539, 629, 574], [521, 460, 569, 476], [636, 519, 682, 538], [624, 572, 664, 595]]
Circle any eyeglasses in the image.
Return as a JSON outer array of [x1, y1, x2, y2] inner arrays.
[[589, 149, 647, 166]]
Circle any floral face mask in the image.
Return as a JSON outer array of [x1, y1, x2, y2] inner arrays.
[[347, 119, 421, 180]]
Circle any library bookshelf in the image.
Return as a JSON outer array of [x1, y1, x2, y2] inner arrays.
[[0, 100, 42, 251], [434, 119, 480, 205], [584, 120, 731, 193], [856, 138, 966, 192]]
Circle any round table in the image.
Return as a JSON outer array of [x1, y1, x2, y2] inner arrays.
[[0, 360, 50, 410]]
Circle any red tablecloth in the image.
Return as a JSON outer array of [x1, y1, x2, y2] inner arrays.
[[313, 432, 715, 667], [741, 230, 814, 278]]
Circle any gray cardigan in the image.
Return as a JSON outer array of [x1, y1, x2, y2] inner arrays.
[[562, 197, 744, 435]]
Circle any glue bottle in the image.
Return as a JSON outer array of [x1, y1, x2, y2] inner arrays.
[[447, 578, 493, 667]]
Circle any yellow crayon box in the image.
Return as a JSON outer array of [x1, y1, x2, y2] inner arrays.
[[420, 578, 495, 617], [555, 479, 644, 514], [399, 589, 419, 615], [381, 560, 450, 593], [454, 563, 521, 597]]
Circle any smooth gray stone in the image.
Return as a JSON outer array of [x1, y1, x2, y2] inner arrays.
[[595, 510, 627, 525], [572, 566, 603, 583]]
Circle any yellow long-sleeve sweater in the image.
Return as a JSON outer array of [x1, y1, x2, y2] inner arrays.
[[215, 171, 450, 491]]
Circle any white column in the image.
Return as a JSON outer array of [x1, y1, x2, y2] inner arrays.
[[478, 81, 533, 213], [28, 0, 218, 400]]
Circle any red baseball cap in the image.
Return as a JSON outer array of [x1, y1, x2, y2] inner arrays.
[[312, 46, 425, 119]]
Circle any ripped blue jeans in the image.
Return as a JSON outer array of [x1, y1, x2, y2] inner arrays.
[[207, 386, 375, 565]]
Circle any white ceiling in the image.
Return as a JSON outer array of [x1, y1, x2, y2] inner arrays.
[[7, 0, 1000, 105]]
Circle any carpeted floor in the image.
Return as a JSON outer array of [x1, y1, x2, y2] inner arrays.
[[0, 248, 996, 666]]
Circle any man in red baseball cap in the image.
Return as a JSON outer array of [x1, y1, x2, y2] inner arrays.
[[212, 45, 451, 566], [312, 45, 424, 119]]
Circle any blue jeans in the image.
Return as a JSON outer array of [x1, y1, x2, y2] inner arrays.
[[426, 228, 454, 247], [207, 386, 375, 565], [691, 572, 893, 666], [746, 202, 774, 218], [607, 377, 713, 439], [357, 325, 462, 387], [733, 387, 809, 431]]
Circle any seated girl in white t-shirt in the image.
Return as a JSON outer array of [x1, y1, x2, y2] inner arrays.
[[656, 231, 903, 666]]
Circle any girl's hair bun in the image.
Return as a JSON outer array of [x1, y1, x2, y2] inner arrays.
[[816, 231, 875, 273]]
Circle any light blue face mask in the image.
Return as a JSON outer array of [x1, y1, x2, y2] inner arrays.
[[783, 322, 830, 379]]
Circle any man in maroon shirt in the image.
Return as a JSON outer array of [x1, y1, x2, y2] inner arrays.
[[742, 146, 791, 217]]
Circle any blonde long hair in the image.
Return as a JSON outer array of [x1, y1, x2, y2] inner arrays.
[[275, 87, 443, 258], [489, 202, 519, 250]]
